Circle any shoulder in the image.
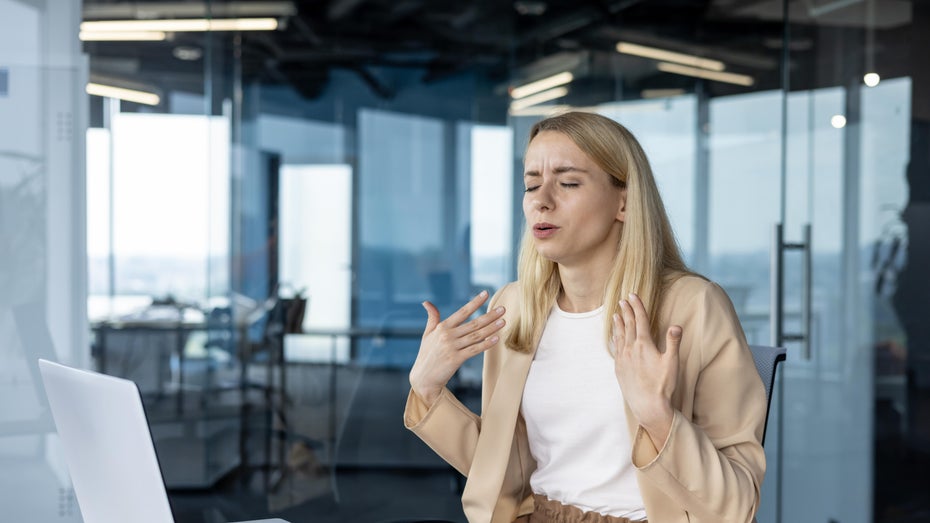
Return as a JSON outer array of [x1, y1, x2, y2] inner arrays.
[[488, 281, 520, 310], [660, 274, 744, 342], [661, 273, 734, 312]]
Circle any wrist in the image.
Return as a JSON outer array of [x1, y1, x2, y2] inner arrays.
[[411, 384, 441, 406], [639, 399, 674, 449]]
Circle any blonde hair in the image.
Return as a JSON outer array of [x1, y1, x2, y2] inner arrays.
[[506, 111, 691, 353]]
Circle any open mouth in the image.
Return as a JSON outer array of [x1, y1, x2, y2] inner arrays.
[[533, 223, 559, 237]]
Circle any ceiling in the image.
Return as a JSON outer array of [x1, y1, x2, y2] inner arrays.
[[80, 0, 915, 107]]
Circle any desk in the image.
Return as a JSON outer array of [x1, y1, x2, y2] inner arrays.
[[92, 320, 209, 413], [91, 319, 276, 489]]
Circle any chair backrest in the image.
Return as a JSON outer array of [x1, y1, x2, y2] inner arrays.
[[749, 345, 786, 446]]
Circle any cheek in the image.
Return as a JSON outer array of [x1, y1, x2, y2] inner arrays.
[[522, 195, 533, 217]]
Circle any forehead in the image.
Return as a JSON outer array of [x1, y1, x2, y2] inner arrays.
[[524, 131, 594, 169]]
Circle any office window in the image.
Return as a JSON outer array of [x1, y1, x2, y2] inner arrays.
[[470, 125, 514, 291], [279, 164, 353, 363], [87, 113, 230, 317]]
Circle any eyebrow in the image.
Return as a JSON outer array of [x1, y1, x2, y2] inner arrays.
[[523, 165, 590, 177]]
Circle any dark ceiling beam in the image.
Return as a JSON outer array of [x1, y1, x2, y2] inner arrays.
[[291, 15, 323, 46], [516, 0, 645, 45], [327, 0, 368, 21], [351, 66, 395, 99]]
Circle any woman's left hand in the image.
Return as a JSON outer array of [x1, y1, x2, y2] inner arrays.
[[612, 293, 682, 450]]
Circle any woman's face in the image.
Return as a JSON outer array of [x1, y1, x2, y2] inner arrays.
[[522, 131, 626, 269]]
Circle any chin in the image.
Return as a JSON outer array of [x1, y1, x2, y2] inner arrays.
[[533, 245, 564, 264]]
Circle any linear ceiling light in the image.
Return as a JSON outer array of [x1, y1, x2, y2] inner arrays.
[[509, 104, 571, 117], [80, 18, 279, 33], [617, 42, 725, 72], [83, 2, 296, 19], [86, 83, 161, 106], [509, 86, 569, 112], [79, 30, 167, 41], [511, 72, 574, 99], [641, 88, 686, 99], [657, 62, 754, 86]]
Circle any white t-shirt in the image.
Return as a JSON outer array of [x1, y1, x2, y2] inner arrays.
[[520, 303, 647, 520]]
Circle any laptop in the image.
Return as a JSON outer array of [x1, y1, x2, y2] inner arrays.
[[37, 359, 289, 523]]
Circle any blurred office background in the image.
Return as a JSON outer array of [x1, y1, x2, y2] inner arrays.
[[0, 0, 927, 521]]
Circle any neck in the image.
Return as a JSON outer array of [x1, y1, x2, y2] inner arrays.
[[557, 259, 614, 313]]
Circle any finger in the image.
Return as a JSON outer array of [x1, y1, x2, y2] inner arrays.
[[627, 293, 652, 341], [421, 301, 441, 335], [665, 325, 683, 358], [611, 312, 624, 357], [462, 333, 501, 359], [444, 290, 490, 327], [452, 305, 505, 337], [619, 299, 637, 344], [456, 316, 506, 351]]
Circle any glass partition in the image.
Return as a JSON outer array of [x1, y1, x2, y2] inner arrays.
[[1, 0, 925, 520], [0, 0, 86, 520]]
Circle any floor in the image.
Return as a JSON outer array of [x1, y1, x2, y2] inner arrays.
[[169, 467, 467, 523]]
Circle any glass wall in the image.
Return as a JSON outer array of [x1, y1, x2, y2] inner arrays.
[[0, 0, 86, 520], [3, 0, 929, 521]]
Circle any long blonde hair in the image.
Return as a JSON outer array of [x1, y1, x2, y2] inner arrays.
[[506, 111, 690, 353]]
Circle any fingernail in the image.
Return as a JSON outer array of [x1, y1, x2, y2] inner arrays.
[[489, 336, 500, 343], [495, 306, 504, 314], [628, 293, 636, 300], [495, 319, 505, 326], [619, 300, 628, 308], [480, 290, 488, 297]]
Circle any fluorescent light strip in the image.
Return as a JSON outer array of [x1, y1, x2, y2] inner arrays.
[[657, 62, 754, 86], [80, 30, 167, 41], [80, 18, 278, 33], [509, 86, 569, 112], [641, 88, 686, 99], [86, 83, 160, 106], [511, 71, 574, 100], [509, 104, 571, 117], [617, 42, 725, 72]]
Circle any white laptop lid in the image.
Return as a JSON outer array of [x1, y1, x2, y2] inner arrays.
[[38, 359, 175, 523], [38, 359, 289, 523]]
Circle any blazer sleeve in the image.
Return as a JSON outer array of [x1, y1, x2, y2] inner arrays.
[[631, 281, 767, 523], [402, 284, 513, 476]]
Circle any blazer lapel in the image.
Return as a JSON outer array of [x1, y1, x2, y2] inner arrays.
[[462, 344, 537, 522]]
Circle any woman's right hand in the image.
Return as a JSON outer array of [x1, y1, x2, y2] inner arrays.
[[408, 290, 506, 406]]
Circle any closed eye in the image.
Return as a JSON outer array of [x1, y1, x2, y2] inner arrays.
[[560, 182, 579, 188], [524, 186, 539, 193]]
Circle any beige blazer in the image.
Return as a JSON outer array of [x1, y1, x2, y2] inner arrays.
[[404, 275, 767, 523]]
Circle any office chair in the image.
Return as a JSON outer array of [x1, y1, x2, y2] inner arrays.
[[748, 344, 787, 446], [239, 290, 317, 490]]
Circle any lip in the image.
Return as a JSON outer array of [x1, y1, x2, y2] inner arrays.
[[532, 222, 560, 239]]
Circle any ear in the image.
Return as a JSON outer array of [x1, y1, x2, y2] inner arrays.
[[616, 187, 628, 223]]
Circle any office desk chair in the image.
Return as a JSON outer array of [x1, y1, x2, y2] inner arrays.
[[749, 344, 787, 446]]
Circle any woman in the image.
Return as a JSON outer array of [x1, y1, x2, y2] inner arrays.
[[405, 112, 766, 523]]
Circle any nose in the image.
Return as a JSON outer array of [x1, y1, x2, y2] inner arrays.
[[531, 180, 553, 212]]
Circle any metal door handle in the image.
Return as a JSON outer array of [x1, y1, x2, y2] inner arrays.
[[771, 223, 812, 359]]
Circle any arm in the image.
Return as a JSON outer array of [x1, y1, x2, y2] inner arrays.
[[629, 282, 767, 523], [403, 285, 513, 475]]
